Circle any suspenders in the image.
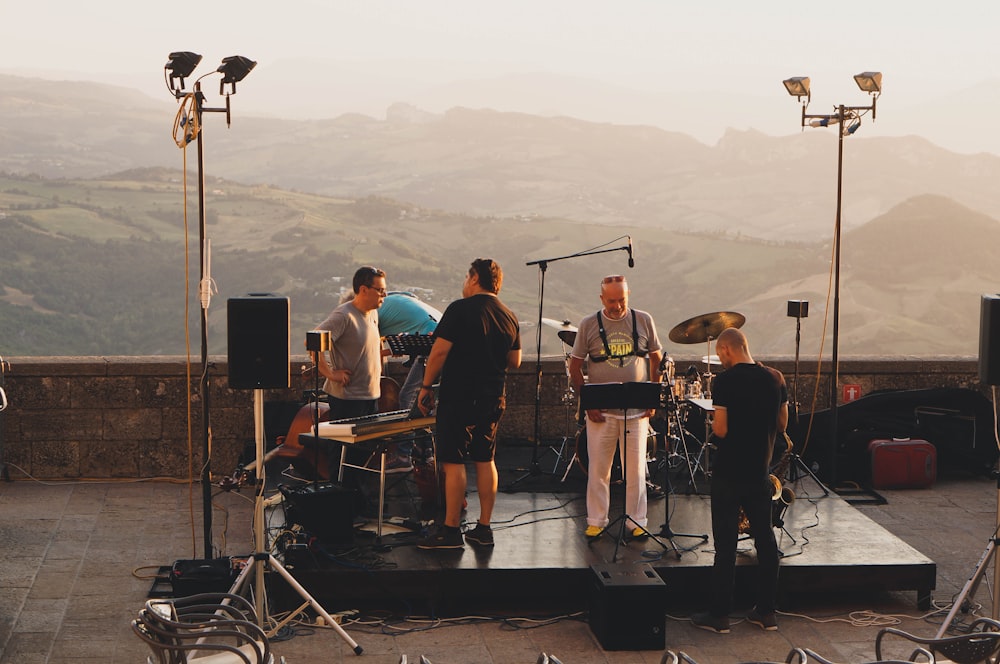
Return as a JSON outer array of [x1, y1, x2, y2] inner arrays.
[[593, 309, 647, 363]]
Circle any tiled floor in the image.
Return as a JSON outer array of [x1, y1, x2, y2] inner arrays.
[[1, 471, 997, 663]]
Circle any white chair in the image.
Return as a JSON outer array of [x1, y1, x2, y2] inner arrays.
[[131, 592, 281, 664]]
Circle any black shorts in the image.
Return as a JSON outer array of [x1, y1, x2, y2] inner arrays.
[[434, 394, 506, 464]]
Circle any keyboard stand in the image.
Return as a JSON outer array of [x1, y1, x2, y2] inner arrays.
[[303, 428, 434, 544]]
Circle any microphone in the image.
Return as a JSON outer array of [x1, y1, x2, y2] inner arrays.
[[627, 235, 635, 268]]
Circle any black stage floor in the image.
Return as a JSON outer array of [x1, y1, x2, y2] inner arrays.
[[268, 442, 935, 617]]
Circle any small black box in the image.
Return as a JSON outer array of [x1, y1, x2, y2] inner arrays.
[[588, 563, 666, 651], [787, 300, 809, 318], [280, 481, 357, 549], [170, 558, 236, 597]]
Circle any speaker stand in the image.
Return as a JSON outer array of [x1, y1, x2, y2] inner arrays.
[[229, 389, 362, 654]]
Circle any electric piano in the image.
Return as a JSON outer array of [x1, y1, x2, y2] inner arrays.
[[315, 408, 435, 443]]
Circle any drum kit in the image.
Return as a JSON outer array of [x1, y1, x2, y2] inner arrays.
[[542, 311, 747, 491]]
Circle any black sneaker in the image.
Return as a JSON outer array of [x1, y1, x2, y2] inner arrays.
[[690, 612, 730, 634], [417, 526, 464, 550], [746, 608, 778, 631], [465, 523, 494, 547], [647, 481, 665, 500]]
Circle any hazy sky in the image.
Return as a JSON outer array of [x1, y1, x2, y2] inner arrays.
[[4, 1, 999, 153]]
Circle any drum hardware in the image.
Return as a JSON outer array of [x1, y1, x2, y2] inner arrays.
[[561, 426, 588, 481], [668, 311, 745, 399], [551, 352, 583, 478], [655, 367, 709, 553], [506, 315, 579, 490]]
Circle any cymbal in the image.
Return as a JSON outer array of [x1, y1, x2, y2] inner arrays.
[[541, 318, 578, 346], [668, 311, 745, 345], [701, 355, 721, 366]]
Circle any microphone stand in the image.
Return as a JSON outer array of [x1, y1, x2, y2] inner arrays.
[[503, 239, 632, 491]]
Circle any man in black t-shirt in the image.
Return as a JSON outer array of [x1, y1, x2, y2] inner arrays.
[[416, 258, 521, 550], [692, 327, 788, 634]]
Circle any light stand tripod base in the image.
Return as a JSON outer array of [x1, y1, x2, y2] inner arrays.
[[232, 389, 362, 654], [230, 552, 362, 654]]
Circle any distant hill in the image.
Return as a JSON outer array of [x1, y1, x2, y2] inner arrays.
[[2, 170, 998, 358], [4, 75, 1000, 244]]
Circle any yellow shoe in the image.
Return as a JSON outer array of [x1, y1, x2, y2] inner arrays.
[[632, 527, 649, 539], [585, 525, 602, 538]]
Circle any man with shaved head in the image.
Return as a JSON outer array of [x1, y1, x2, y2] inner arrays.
[[692, 327, 788, 634]]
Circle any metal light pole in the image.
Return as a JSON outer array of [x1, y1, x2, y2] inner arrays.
[[166, 52, 256, 559], [783, 73, 882, 484]]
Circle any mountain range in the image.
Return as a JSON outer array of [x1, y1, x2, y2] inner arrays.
[[1, 74, 999, 358]]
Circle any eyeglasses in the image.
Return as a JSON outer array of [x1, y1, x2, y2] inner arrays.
[[364, 285, 387, 296], [602, 275, 626, 284]]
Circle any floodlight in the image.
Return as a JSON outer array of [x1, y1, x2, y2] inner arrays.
[[853, 71, 882, 94], [782, 76, 810, 100], [165, 51, 202, 91], [217, 56, 257, 94]]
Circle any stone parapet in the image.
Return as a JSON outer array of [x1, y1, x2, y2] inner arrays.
[[0, 355, 985, 479]]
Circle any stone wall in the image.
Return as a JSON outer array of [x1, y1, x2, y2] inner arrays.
[[0, 355, 985, 479]]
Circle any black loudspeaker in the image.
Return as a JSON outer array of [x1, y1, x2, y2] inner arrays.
[[979, 295, 1000, 386], [588, 563, 666, 651], [227, 294, 290, 389], [787, 299, 809, 318], [280, 482, 357, 549]]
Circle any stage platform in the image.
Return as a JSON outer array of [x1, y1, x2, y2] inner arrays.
[[267, 444, 936, 617]]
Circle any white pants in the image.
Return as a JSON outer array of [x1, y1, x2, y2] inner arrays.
[[585, 414, 649, 528]]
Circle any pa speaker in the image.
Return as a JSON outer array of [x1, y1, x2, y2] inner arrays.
[[227, 294, 290, 389], [979, 295, 1000, 386]]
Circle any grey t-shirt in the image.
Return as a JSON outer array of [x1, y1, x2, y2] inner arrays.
[[570, 308, 661, 414], [316, 301, 382, 400]]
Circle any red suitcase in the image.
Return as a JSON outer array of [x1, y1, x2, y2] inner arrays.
[[867, 438, 936, 489]]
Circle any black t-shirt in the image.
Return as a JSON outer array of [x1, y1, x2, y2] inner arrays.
[[710, 362, 787, 481], [434, 293, 521, 402]]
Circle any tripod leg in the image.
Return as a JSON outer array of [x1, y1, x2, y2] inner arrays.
[[267, 554, 364, 654], [561, 451, 580, 482], [551, 436, 570, 475], [789, 453, 829, 497], [936, 538, 998, 638]]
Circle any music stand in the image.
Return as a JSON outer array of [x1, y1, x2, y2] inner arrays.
[[581, 381, 672, 562], [384, 333, 435, 358]]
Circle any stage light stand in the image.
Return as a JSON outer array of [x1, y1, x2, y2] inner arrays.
[[166, 51, 256, 559], [782, 72, 882, 485]]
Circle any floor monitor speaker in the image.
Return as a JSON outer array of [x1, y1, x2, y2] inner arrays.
[[227, 294, 290, 389], [588, 563, 666, 650]]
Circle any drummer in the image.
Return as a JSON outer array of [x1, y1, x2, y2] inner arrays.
[[568, 274, 663, 540]]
